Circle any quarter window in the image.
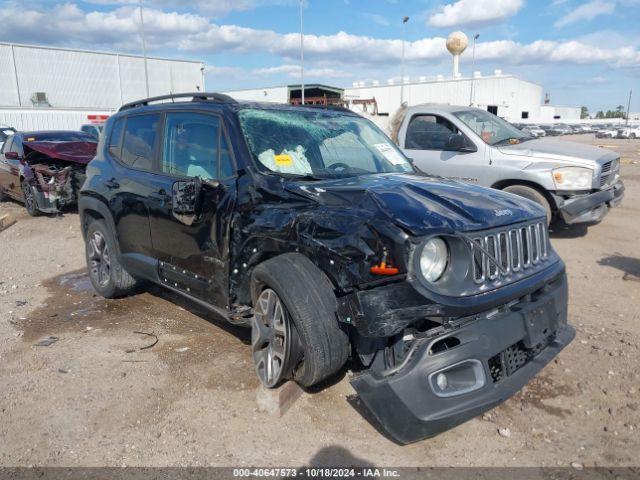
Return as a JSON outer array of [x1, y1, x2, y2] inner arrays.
[[121, 114, 160, 170], [162, 112, 232, 180], [405, 115, 459, 150], [108, 118, 125, 159]]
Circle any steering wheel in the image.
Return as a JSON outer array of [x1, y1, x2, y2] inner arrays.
[[327, 162, 351, 171]]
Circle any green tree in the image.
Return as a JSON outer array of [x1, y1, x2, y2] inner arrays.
[[580, 106, 589, 119], [595, 111, 604, 119]]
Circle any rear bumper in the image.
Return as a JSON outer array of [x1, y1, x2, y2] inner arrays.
[[554, 180, 624, 224], [350, 273, 573, 444]]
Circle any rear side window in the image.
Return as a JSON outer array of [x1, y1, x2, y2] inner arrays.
[[405, 115, 459, 150], [121, 114, 160, 170], [108, 119, 125, 159], [162, 112, 233, 180]]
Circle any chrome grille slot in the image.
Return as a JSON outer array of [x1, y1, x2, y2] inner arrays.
[[485, 234, 499, 280], [468, 220, 550, 286]]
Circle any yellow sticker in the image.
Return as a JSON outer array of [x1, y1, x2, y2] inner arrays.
[[274, 154, 293, 166], [27, 137, 36, 141]]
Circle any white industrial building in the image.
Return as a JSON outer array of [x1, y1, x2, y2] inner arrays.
[[223, 74, 581, 124], [0, 42, 205, 131], [344, 72, 544, 122]]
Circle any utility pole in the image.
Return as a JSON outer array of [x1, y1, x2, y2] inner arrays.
[[400, 16, 410, 106], [139, 0, 150, 98], [625, 89, 632, 127], [469, 33, 479, 106], [299, 0, 305, 105]]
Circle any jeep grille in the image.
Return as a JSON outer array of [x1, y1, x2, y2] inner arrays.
[[469, 220, 549, 284]]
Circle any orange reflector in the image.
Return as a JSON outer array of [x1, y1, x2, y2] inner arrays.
[[370, 261, 399, 275]]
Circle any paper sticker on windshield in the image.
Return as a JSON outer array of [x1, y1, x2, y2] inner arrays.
[[26, 137, 36, 142], [274, 154, 293, 166], [374, 143, 405, 165]]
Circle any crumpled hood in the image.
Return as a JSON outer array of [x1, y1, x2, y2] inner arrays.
[[285, 173, 545, 236], [498, 138, 618, 167], [23, 141, 97, 164]]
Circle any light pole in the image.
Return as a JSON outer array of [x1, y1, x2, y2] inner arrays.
[[625, 89, 632, 127], [400, 16, 410, 106], [469, 33, 479, 106], [139, 0, 150, 98], [299, 0, 305, 105]]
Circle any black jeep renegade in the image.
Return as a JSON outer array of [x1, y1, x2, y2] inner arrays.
[[79, 93, 574, 443]]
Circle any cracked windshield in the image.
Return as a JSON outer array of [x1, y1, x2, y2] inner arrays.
[[239, 108, 413, 179]]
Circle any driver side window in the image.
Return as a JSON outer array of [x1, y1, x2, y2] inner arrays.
[[405, 115, 459, 151], [162, 112, 229, 180]]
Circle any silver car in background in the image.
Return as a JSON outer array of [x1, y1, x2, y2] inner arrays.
[[394, 105, 625, 226]]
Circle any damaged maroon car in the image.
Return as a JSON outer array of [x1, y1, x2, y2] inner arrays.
[[0, 131, 97, 215]]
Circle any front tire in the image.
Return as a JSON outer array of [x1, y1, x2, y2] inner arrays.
[[21, 180, 40, 216], [502, 184, 552, 225], [85, 220, 138, 298], [251, 253, 349, 388]]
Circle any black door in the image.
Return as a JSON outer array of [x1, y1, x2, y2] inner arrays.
[[106, 114, 160, 268], [148, 110, 237, 308]]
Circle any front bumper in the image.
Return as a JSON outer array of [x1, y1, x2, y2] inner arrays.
[[554, 180, 624, 224], [350, 273, 573, 444]]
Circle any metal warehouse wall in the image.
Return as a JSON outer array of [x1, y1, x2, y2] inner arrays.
[[0, 43, 204, 110], [0, 108, 115, 131], [539, 105, 582, 122], [345, 75, 543, 122]]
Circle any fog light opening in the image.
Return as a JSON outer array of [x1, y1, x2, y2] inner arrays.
[[429, 359, 486, 398]]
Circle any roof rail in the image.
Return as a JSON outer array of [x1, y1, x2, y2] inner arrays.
[[118, 92, 237, 112]]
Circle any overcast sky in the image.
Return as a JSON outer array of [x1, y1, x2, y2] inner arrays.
[[1, 0, 638, 113]]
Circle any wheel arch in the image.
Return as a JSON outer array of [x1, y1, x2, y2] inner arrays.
[[78, 196, 118, 249], [490, 178, 558, 212]]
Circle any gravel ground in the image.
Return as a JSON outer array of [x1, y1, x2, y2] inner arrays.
[[0, 135, 638, 468]]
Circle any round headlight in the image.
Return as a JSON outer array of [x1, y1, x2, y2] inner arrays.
[[420, 237, 448, 283]]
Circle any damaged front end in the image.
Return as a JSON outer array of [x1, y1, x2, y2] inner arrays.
[[338, 217, 575, 444], [22, 138, 95, 213]]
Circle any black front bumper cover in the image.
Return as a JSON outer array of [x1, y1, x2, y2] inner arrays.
[[350, 273, 573, 444]]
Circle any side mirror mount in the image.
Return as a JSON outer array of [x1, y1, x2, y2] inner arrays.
[[4, 151, 20, 160], [446, 133, 477, 152], [172, 179, 202, 215]]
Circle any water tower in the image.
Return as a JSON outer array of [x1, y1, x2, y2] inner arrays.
[[446, 31, 468, 78]]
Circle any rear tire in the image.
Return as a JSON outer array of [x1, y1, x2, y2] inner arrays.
[[251, 253, 349, 388], [502, 184, 552, 225], [85, 219, 139, 298], [21, 180, 40, 217]]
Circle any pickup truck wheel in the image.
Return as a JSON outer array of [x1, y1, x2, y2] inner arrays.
[[631, 133, 637, 139], [85, 220, 138, 298], [21, 180, 40, 217], [251, 254, 349, 388], [502, 185, 552, 225]]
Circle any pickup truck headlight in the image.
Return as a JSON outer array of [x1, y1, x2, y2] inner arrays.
[[420, 237, 449, 282], [552, 167, 593, 190]]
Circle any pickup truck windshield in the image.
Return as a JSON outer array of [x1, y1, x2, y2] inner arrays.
[[239, 108, 413, 179], [453, 110, 531, 146]]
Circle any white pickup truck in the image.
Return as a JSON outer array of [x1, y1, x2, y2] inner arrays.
[[386, 104, 624, 225]]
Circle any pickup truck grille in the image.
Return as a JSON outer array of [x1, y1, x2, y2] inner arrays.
[[469, 220, 549, 284], [599, 159, 619, 188]]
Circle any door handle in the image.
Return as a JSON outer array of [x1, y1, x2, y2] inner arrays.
[[104, 178, 120, 189]]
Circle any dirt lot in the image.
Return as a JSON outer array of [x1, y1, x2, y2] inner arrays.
[[0, 135, 639, 468]]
